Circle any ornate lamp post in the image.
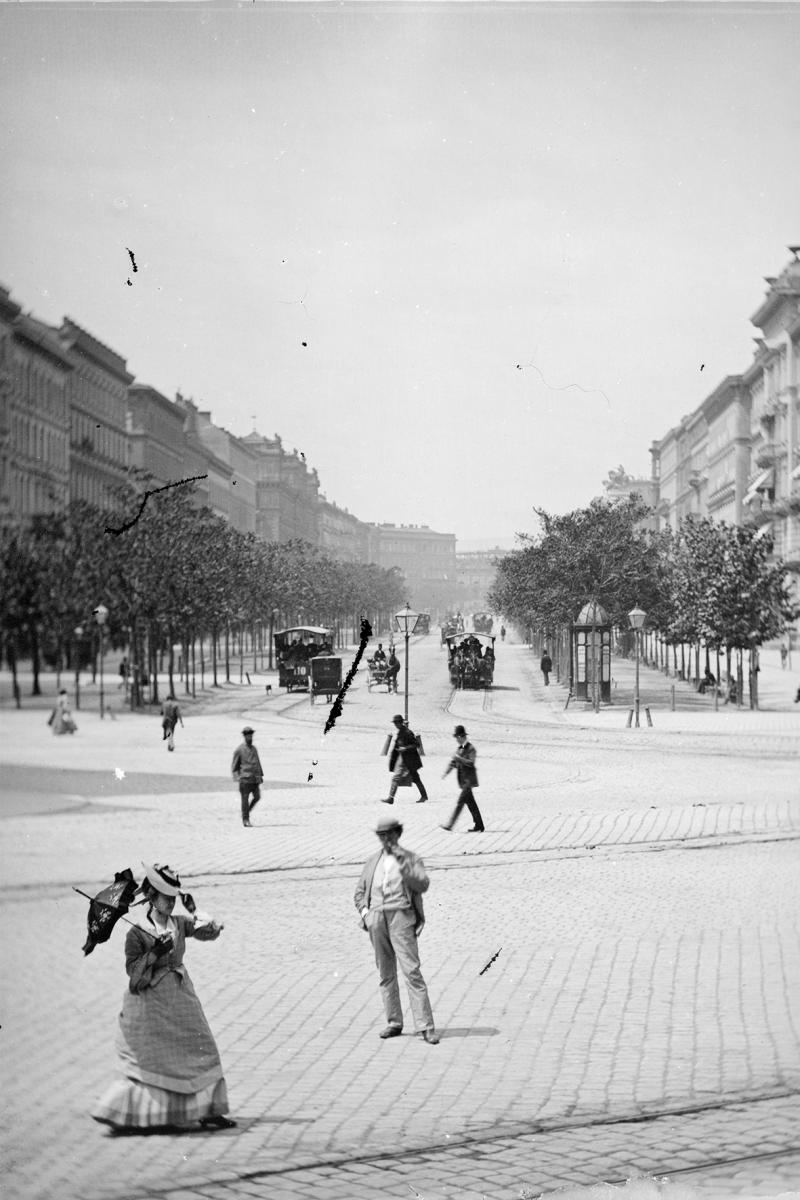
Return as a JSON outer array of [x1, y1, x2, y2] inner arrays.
[[73, 625, 84, 710], [394, 603, 420, 723], [628, 605, 646, 728], [94, 604, 109, 719]]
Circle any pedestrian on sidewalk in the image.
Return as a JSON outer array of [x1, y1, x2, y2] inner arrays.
[[48, 688, 77, 735], [91, 862, 236, 1133], [441, 724, 484, 832], [540, 649, 553, 686], [354, 815, 439, 1044], [231, 726, 264, 827], [386, 649, 400, 693], [160, 695, 183, 751], [383, 714, 428, 804], [118, 657, 128, 690]]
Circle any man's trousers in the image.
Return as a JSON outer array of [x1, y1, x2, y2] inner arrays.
[[239, 781, 261, 823], [443, 785, 484, 831], [368, 907, 434, 1032]]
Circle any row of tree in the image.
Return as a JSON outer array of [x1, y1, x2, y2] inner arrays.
[[488, 497, 798, 704], [0, 482, 407, 706]]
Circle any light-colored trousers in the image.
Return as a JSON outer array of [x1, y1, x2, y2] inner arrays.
[[368, 907, 434, 1032]]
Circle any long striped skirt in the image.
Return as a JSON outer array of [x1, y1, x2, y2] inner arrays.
[[92, 969, 230, 1131]]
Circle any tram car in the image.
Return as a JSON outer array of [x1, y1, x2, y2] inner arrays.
[[415, 613, 431, 636], [445, 631, 496, 689], [274, 626, 336, 693], [472, 612, 494, 634]]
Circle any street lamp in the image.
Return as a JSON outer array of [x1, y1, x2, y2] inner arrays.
[[628, 605, 646, 728], [73, 625, 84, 710], [94, 604, 109, 719], [394, 603, 420, 723]]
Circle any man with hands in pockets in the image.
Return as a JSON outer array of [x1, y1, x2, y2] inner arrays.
[[354, 815, 439, 1044]]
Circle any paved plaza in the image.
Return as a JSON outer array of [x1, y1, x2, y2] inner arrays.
[[1, 636, 799, 1200]]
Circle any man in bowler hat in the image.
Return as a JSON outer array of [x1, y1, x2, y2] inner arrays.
[[383, 714, 428, 804], [354, 815, 439, 1043], [231, 727, 264, 827], [441, 724, 484, 832]]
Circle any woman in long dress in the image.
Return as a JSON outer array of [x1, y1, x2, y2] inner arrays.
[[92, 863, 235, 1133]]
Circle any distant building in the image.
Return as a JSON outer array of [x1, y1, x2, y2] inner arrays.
[[601, 465, 659, 530], [127, 383, 186, 486], [455, 548, 506, 616], [3, 303, 72, 522], [241, 430, 320, 544], [318, 495, 370, 562], [195, 409, 258, 534], [58, 317, 133, 509], [368, 523, 457, 616]]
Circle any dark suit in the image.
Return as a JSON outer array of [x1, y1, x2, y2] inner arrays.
[[443, 740, 484, 831], [388, 724, 427, 802]]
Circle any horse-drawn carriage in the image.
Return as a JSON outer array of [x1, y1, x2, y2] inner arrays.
[[445, 631, 496, 689], [472, 612, 494, 634], [274, 626, 340, 700], [366, 655, 398, 692]]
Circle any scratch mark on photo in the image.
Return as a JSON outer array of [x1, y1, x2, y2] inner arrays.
[[321, 618, 372, 737], [515, 361, 611, 409], [105, 474, 208, 535]]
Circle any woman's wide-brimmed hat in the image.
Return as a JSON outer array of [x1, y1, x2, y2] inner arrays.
[[140, 862, 182, 897]]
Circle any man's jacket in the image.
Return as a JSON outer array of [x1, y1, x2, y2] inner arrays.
[[389, 725, 422, 773], [445, 740, 479, 788], [354, 847, 429, 932]]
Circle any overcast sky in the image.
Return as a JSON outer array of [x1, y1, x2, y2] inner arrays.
[[2, 3, 799, 546]]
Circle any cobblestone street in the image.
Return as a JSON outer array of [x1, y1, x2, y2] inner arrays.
[[2, 638, 799, 1200]]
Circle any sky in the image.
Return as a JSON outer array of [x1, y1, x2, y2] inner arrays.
[[2, 2, 799, 546]]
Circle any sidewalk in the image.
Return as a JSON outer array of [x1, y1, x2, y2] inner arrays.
[[522, 646, 800, 741]]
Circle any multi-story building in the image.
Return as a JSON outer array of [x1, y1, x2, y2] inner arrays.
[[318, 495, 370, 562], [127, 383, 187, 487], [646, 249, 800, 572], [0, 286, 23, 526], [1, 284, 468, 576], [58, 318, 133, 509], [4, 307, 72, 523], [455, 548, 506, 616], [195, 410, 258, 535], [368, 523, 457, 616], [242, 430, 321, 544]]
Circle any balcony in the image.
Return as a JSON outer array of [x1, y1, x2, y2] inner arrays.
[[755, 441, 784, 468]]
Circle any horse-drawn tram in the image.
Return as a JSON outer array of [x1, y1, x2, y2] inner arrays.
[[274, 626, 341, 701], [445, 631, 496, 689], [472, 612, 494, 634]]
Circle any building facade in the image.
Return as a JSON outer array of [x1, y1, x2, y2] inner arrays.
[[127, 383, 187, 487], [0, 284, 460, 580], [368, 523, 458, 616], [5, 309, 72, 523], [641, 250, 800, 575], [58, 318, 133, 510], [455, 548, 506, 616]]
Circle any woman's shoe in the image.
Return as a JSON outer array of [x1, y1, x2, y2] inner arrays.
[[200, 1115, 237, 1130]]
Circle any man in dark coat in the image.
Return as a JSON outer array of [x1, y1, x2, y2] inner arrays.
[[540, 649, 553, 686], [383, 714, 428, 804], [231, 726, 264, 827], [441, 724, 484, 832]]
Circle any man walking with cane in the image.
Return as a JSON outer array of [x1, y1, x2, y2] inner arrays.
[[232, 726, 264, 828]]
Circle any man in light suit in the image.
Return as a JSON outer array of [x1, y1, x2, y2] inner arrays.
[[354, 815, 439, 1044]]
